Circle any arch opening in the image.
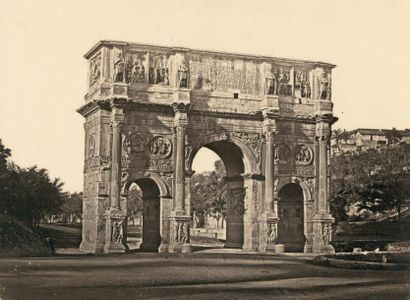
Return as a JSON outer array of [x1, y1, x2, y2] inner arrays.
[[127, 178, 161, 252], [190, 140, 246, 250], [277, 183, 305, 252]]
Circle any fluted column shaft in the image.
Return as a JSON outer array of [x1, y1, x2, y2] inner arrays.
[[318, 134, 329, 212], [110, 120, 122, 209], [265, 132, 274, 213], [174, 124, 186, 213]]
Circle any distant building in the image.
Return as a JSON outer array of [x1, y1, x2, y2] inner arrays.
[[331, 128, 410, 155]]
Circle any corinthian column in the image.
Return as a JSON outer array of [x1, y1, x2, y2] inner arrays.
[[110, 120, 122, 209], [174, 123, 186, 213], [317, 133, 329, 212], [169, 103, 191, 254], [104, 111, 128, 254], [312, 118, 335, 254], [264, 131, 275, 214]]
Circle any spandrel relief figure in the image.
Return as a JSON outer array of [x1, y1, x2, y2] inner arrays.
[[123, 138, 131, 155], [113, 52, 125, 83], [178, 61, 188, 88]]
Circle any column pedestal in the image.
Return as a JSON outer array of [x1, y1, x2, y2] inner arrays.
[[103, 209, 128, 253], [312, 212, 335, 254], [168, 213, 192, 253]]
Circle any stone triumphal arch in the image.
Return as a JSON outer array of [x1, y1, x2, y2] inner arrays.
[[78, 40, 337, 254]]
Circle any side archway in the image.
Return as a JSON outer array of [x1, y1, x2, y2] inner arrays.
[[122, 171, 171, 252]]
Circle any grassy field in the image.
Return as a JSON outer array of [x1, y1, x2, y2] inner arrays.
[[332, 211, 410, 251], [37, 214, 410, 253], [37, 223, 224, 251]]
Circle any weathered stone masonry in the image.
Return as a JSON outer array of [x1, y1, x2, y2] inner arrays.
[[78, 40, 337, 254]]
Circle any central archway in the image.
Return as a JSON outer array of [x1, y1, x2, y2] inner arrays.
[[277, 183, 305, 252], [190, 139, 247, 249]]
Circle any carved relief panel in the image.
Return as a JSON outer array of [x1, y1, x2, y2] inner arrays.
[[274, 143, 315, 176], [149, 53, 170, 85], [188, 55, 259, 94], [294, 68, 311, 99], [121, 132, 174, 173], [294, 144, 314, 165], [274, 144, 292, 165], [149, 136, 172, 158], [123, 133, 145, 157], [89, 52, 101, 87], [88, 135, 96, 158], [125, 52, 147, 84]]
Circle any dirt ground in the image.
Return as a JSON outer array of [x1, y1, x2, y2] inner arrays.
[[0, 252, 408, 300]]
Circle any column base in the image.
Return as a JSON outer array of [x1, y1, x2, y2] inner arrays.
[[273, 243, 285, 253], [139, 242, 160, 252], [104, 242, 129, 254], [79, 240, 105, 254], [168, 214, 192, 254], [260, 215, 279, 253], [312, 213, 335, 254], [158, 243, 169, 253], [257, 214, 268, 252], [103, 209, 128, 254], [224, 242, 244, 249], [319, 244, 335, 254]]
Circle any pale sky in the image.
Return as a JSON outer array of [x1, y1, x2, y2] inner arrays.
[[0, 0, 409, 192]]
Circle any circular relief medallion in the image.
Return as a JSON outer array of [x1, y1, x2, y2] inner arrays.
[[88, 136, 95, 157], [123, 133, 145, 156], [149, 136, 172, 158], [294, 144, 314, 165], [274, 144, 291, 165]]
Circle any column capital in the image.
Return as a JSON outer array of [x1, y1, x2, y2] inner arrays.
[[262, 130, 277, 143], [171, 102, 190, 113], [110, 119, 123, 131], [315, 113, 338, 125], [173, 123, 187, 136]]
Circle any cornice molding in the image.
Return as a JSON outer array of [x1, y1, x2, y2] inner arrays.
[[84, 40, 336, 69]]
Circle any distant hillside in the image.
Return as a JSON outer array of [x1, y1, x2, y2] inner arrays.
[[332, 210, 410, 251], [0, 215, 52, 257]]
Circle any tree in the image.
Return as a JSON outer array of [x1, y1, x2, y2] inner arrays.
[[385, 127, 402, 145], [330, 143, 410, 222], [61, 192, 83, 223], [356, 171, 410, 220], [340, 129, 351, 143], [191, 160, 227, 228], [0, 140, 66, 227], [127, 186, 143, 225], [0, 139, 11, 168], [332, 129, 343, 143]]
